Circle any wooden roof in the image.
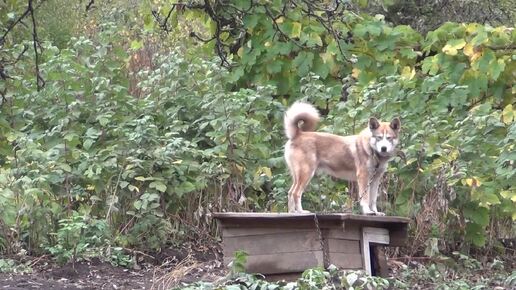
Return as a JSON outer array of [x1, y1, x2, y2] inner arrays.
[[212, 212, 410, 224]]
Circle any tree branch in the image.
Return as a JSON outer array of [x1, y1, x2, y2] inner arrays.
[[28, 0, 45, 91]]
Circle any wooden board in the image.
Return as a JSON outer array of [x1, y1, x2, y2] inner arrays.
[[326, 224, 361, 240], [224, 251, 323, 274], [214, 212, 410, 246], [328, 253, 363, 269], [223, 231, 320, 256], [327, 239, 361, 254], [213, 212, 410, 224], [223, 227, 313, 237]]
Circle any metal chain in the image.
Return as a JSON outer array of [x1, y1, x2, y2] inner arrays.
[[355, 154, 379, 210], [314, 155, 381, 269], [313, 213, 330, 268]]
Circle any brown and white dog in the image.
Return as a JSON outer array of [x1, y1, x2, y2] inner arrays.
[[283, 102, 401, 215]]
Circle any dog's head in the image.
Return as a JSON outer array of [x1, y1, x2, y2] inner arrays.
[[368, 117, 401, 157]]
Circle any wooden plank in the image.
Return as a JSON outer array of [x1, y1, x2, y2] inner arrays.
[[327, 239, 360, 254], [220, 219, 342, 229], [223, 251, 323, 274], [223, 231, 320, 256], [363, 227, 390, 245], [223, 227, 313, 237], [213, 212, 410, 225], [328, 253, 363, 269], [326, 223, 361, 240]]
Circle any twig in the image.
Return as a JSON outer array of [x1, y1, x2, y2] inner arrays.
[[85, 0, 95, 12]]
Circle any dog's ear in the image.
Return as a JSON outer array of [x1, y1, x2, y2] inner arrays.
[[390, 117, 401, 131], [369, 117, 380, 130]]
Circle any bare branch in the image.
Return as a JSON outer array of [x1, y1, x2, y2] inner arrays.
[[28, 0, 45, 91], [85, 0, 95, 12]]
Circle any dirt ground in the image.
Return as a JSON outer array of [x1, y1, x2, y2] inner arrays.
[[0, 247, 226, 290]]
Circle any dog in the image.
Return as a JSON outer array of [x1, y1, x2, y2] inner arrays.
[[283, 102, 401, 215]]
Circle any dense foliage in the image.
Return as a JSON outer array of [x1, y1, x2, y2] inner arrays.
[[176, 252, 516, 289], [0, 0, 514, 271]]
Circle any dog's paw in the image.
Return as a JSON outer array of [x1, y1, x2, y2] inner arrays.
[[374, 211, 386, 216], [298, 209, 311, 213], [361, 209, 376, 215]]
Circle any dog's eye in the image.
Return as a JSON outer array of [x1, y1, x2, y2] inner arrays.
[[375, 136, 382, 141], [386, 137, 393, 141]]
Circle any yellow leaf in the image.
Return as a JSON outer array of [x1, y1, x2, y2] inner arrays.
[[401, 66, 415, 80], [465, 177, 481, 187], [264, 41, 271, 47], [501, 104, 514, 125], [275, 16, 284, 24], [260, 167, 272, 178], [352, 67, 361, 79], [463, 43, 474, 57], [449, 149, 459, 161], [237, 47, 244, 57], [442, 39, 466, 56], [291, 22, 302, 38], [86, 185, 95, 191]]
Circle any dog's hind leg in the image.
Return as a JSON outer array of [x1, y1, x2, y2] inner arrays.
[[287, 181, 296, 213], [291, 164, 316, 213]]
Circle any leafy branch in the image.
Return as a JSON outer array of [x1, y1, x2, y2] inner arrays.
[[1, 0, 46, 90]]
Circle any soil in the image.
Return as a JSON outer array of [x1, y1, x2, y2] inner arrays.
[[0, 246, 226, 290]]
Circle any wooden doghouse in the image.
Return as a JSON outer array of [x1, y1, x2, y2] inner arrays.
[[213, 213, 409, 280]]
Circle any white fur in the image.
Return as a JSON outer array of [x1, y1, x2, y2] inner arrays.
[[283, 102, 320, 139]]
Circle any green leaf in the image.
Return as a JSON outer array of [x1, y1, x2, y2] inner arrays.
[[490, 59, 505, 80], [465, 223, 486, 247], [463, 206, 489, 226], [83, 139, 94, 150], [176, 181, 196, 196], [480, 192, 501, 206], [357, 0, 368, 8], [307, 33, 323, 47], [130, 40, 143, 50], [266, 60, 282, 74], [292, 51, 314, 76], [150, 181, 167, 192]]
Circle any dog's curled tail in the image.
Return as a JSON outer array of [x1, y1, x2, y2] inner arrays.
[[284, 102, 320, 139]]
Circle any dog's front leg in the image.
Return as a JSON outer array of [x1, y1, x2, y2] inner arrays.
[[369, 174, 385, 216], [357, 169, 374, 215]]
